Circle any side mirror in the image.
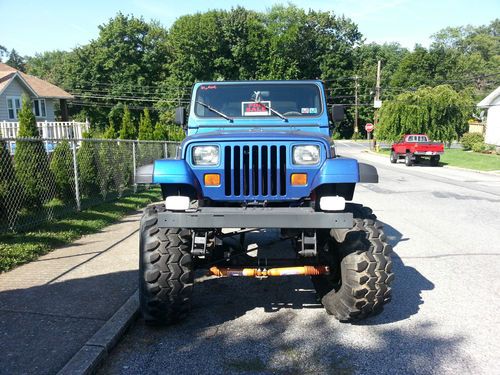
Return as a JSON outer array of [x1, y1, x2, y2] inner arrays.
[[331, 104, 345, 122], [174, 107, 186, 127]]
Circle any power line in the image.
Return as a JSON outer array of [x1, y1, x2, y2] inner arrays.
[[69, 101, 160, 111]]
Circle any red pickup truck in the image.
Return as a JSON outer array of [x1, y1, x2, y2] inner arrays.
[[390, 134, 444, 166]]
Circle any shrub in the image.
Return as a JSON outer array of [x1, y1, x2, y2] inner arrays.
[[77, 135, 100, 198], [332, 131, 342, 140], [0, 141, 22, 229], [49, 141, 75, 203], [167, 124, 186, 142], [14, 95, 54, 208], [103, 120, 117, 139], [96, 141, 118, 199], [153, 123, 168, 140], [461, 132, 484, 151], [472, 142, 486, 153], [118, 142, 133, 191]]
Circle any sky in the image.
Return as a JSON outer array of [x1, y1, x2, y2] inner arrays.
[[1, 0, 499, 57]]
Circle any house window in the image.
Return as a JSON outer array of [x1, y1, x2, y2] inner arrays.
[[7, 97, 22, 119], [33, 99, 46, 117]]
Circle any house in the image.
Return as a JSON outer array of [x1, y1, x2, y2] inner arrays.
[[0, 62, 88, 138], [477, 86, 500, 146]]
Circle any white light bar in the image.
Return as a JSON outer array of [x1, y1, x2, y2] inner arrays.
[[165, 196, 190, 211], [319, 196, 346, 211]]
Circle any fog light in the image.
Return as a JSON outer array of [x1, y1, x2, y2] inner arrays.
[[291, 173, 307, 186], [165, 196, 190, 211], [319, 196, 345, 211], [204, 173, 221, 186]]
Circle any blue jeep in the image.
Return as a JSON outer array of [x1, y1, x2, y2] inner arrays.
[[136, 80, 393, 324]]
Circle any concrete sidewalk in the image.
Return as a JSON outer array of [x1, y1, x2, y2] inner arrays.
[[0, 211, 143, 375]]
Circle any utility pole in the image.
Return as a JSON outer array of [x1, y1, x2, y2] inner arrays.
[[375, 60, 381, 106], [354, 75, 359, 136], [372, 61, 382, 150]]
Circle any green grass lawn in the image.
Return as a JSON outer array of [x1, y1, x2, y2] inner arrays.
[[376, 148, 500, 171], [440, 149, 500, 171], [0, 188, 162, 273]]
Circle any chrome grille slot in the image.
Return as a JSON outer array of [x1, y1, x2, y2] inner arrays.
[[224, 146, 231, 196]]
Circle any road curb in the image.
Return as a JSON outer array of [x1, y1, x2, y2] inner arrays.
[[57, 290, 139, 375]]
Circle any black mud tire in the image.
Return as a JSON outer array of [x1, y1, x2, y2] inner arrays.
[[390, 150, 397, 164], [139, 203, 194, 325], [405, 152, 413, 166], [312, 204, 394, 322], [430, 155, 440, 166]]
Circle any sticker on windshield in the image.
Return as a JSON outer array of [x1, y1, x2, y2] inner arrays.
[[242, 101, 271, 116], [301, 107, 318, 114], [200, 85, 217, 90]]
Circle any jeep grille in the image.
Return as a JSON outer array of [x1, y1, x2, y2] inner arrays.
[[224, 145, 287, 197]]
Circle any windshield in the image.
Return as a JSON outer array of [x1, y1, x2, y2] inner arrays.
[[194, 83, 322, 118]]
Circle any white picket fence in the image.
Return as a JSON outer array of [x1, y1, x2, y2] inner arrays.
[[0, 120, 90, 139]]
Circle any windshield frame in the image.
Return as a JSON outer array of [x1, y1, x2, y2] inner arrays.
[[192, 81, 324, 120]]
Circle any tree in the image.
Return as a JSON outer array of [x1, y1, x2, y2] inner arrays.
[[25, 50, 75, 88], [6, 49, 26, 72], [68, 13, 169, 127], [49, 141, 75, 203], [119, 105, 136, 139], [14, 95, 54, 208], [263, 6, 362, 80], [377, 85, 473, 142], [0, 45, 8, 62], [391, 19, 499, 95], [138, 108, 154, 140], [330, 42, 410, 139]]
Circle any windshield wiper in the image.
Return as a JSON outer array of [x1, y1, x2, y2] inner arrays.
[[253, 100, 288, 122], [195, 101, 233, 122], [253, 91, 288, 122]]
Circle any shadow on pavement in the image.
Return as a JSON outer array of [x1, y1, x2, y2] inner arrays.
[[0, 270, 137, 375], [357, 220, 435, 326], [98, 222, 457, 375]]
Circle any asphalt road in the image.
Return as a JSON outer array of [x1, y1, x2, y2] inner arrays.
[[99, 141, 500, 375]]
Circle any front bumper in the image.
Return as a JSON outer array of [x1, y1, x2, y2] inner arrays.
[[157, 207, 353, 229]]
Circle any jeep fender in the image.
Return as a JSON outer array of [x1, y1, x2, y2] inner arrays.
[[310, 158, 360, 189], [135, 160, 200, 190]]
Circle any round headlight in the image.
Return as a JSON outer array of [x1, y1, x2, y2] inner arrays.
[[192, 145, 219, 165], [293, 145, 320, 165]]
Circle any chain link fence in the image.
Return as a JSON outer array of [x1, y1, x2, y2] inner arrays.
[[0, 138, 179, 233]]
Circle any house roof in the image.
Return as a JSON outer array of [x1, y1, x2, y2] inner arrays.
[[478, 86, 500, 108], [0, 62, 73, 99]]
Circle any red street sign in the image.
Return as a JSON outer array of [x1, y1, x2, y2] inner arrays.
[[365, 123, 374, 132]]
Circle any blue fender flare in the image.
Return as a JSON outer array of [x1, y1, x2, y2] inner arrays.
[[152, 159, 199, 187], [310, 158, 360, 190], [310, 158, 378, 189]]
